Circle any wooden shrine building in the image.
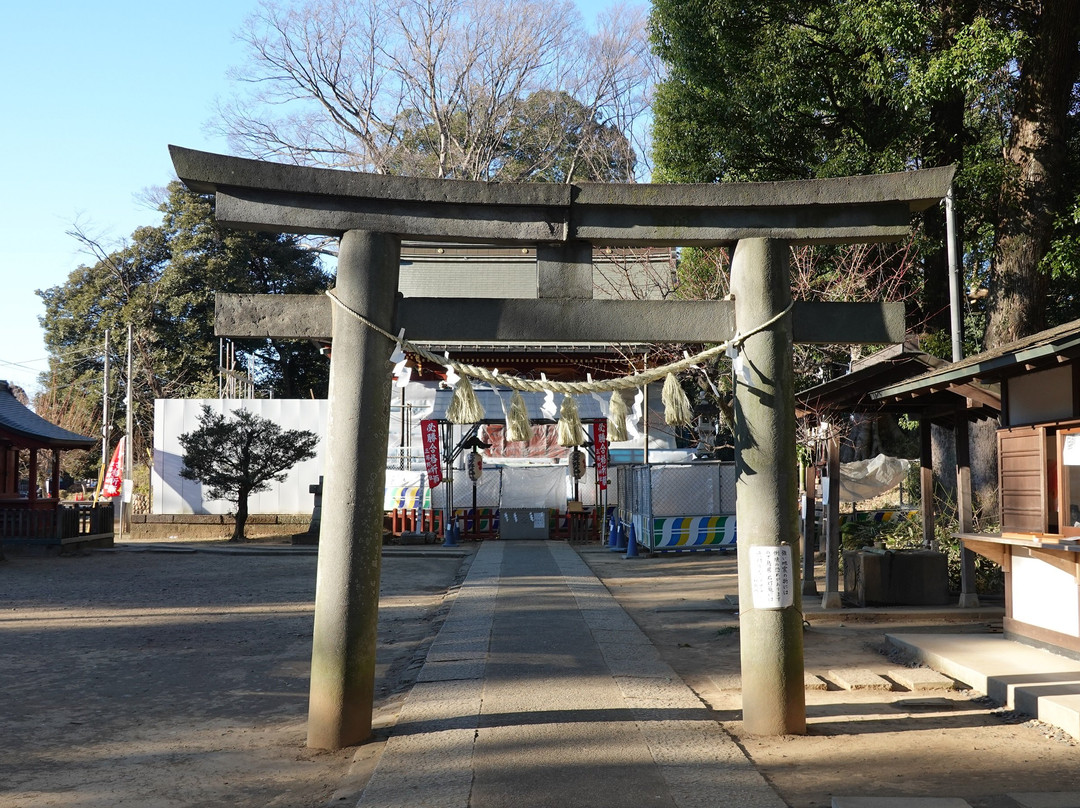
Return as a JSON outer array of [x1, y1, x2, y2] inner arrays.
[[0, 381, 113, 550], [871, 319, 1080, 655]]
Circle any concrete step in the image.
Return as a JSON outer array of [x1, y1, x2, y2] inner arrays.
[[887, 633, 1080, 740], [1008, 792, 1080, 808]]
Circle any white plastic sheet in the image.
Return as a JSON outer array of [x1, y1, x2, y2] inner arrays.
[[501, 465, 567, 510], [839, 454, 911, 504]]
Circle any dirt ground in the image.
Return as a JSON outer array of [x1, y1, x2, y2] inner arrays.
[[0, 538, 472, 808], [3, 537, 1079, 808], [579, 547, 1080, 808]]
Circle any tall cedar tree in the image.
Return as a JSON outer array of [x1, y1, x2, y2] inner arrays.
[[179, 405, 318, 541], [649, 0, 1080, 351]]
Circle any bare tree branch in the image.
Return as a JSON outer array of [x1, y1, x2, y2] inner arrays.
[[214, 0, 655, 181]]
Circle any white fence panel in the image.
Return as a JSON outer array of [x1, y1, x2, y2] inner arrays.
[[153, 399, 328, 515]]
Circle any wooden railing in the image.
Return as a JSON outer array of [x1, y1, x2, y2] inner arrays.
[[0, 502, 114, 543]]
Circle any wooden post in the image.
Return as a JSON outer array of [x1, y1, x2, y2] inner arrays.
[[27, 449, 37, 505], [955, 413, 980, 607], [50, 450, 61, 500], [732, 237, 806, 736], [920, 418, 936, 550], [822, 429, 842, 609], [307, 230, 401, 749], [801, 460, 818, 596]]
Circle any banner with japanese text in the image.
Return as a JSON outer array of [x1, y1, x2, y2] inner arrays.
[[101, 436, 126, 499], [421, 419, 442, 487], [592, 421, 609, 490]]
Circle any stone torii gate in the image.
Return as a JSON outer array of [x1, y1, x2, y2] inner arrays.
[[170, 146, 953, 748]]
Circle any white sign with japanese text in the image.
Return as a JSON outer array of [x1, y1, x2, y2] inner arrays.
[[750, 545, 794, 610]]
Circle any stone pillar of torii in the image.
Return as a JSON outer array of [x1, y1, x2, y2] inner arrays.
[[172, 145, 953, 748]]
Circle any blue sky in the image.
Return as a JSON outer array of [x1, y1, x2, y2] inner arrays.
[[0, 0, 628, 398], [0, 2, 249, 395]]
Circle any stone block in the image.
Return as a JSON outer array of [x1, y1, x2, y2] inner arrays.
[[184, 514, 224, 525], [888, 668, 957, 692], [827, 668, 894, 691], [843, 550, 950, 607]]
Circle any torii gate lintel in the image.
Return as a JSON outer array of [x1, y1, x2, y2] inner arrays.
[[169, 146, 954, 749]]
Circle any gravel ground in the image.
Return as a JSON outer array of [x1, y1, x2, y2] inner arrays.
[[6, 539, 1080, 808], [0, 540, 472, 808]]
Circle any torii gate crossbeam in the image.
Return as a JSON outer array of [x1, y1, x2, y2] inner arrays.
[[170, 146, 953, 748]]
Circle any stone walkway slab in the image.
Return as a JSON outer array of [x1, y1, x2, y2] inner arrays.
[[828, 668, 895, 691], [356, 541, 787, 808], [888, 667, 958, 691], [832, 799, 972, 808], [1008, 792, 1080, 808]]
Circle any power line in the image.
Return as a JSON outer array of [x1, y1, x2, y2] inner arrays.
[[0, 341, 108, 371]]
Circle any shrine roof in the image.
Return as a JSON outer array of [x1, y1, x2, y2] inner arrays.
[[0, 381, 97, 450], [872, 319, 1080, 409], [796, 340, 946, 417]]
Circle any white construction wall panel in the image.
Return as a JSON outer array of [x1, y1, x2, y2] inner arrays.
[[430, 471, 502, 509], [153, 399, 329, 515]]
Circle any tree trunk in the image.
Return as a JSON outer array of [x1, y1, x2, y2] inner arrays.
[[231, 492, 250, 542], [984, 2, 1080, 348]]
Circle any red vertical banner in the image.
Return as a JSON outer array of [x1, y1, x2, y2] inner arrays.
[[593, 421, 609, 490], [101, 436, 126, 499], [421, 419, 442, 487]]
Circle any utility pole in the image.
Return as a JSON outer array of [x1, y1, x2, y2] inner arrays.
[[99, 329, 110, 502], [123, 323, 134, 532]]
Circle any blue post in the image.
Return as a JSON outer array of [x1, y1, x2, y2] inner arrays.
[[624, 521, 640, 559], [443, 515, 459, 547], [608, 513, 621, 548]]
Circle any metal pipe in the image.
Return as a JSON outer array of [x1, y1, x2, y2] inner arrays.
[[946, 186, 962, 362]]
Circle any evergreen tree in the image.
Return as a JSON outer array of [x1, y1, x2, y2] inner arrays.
[[179, 405, 319, 541], [649, 0, 1080, 349]]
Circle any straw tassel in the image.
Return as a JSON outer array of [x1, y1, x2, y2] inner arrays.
[[662, 372, 693, 427], [607, 390, 629, 442], [446, 376, 485, 424], [557, 395, 587, 447], [506, 389, 533, 442]]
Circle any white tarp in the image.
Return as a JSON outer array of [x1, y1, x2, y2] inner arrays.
[[430, 470, 502, 509], [839, 454, 911, 504], [501, 465, 567, 510]]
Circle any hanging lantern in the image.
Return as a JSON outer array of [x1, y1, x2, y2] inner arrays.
[[467, 449, 483, 482], [570, 447, 586, 480]]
